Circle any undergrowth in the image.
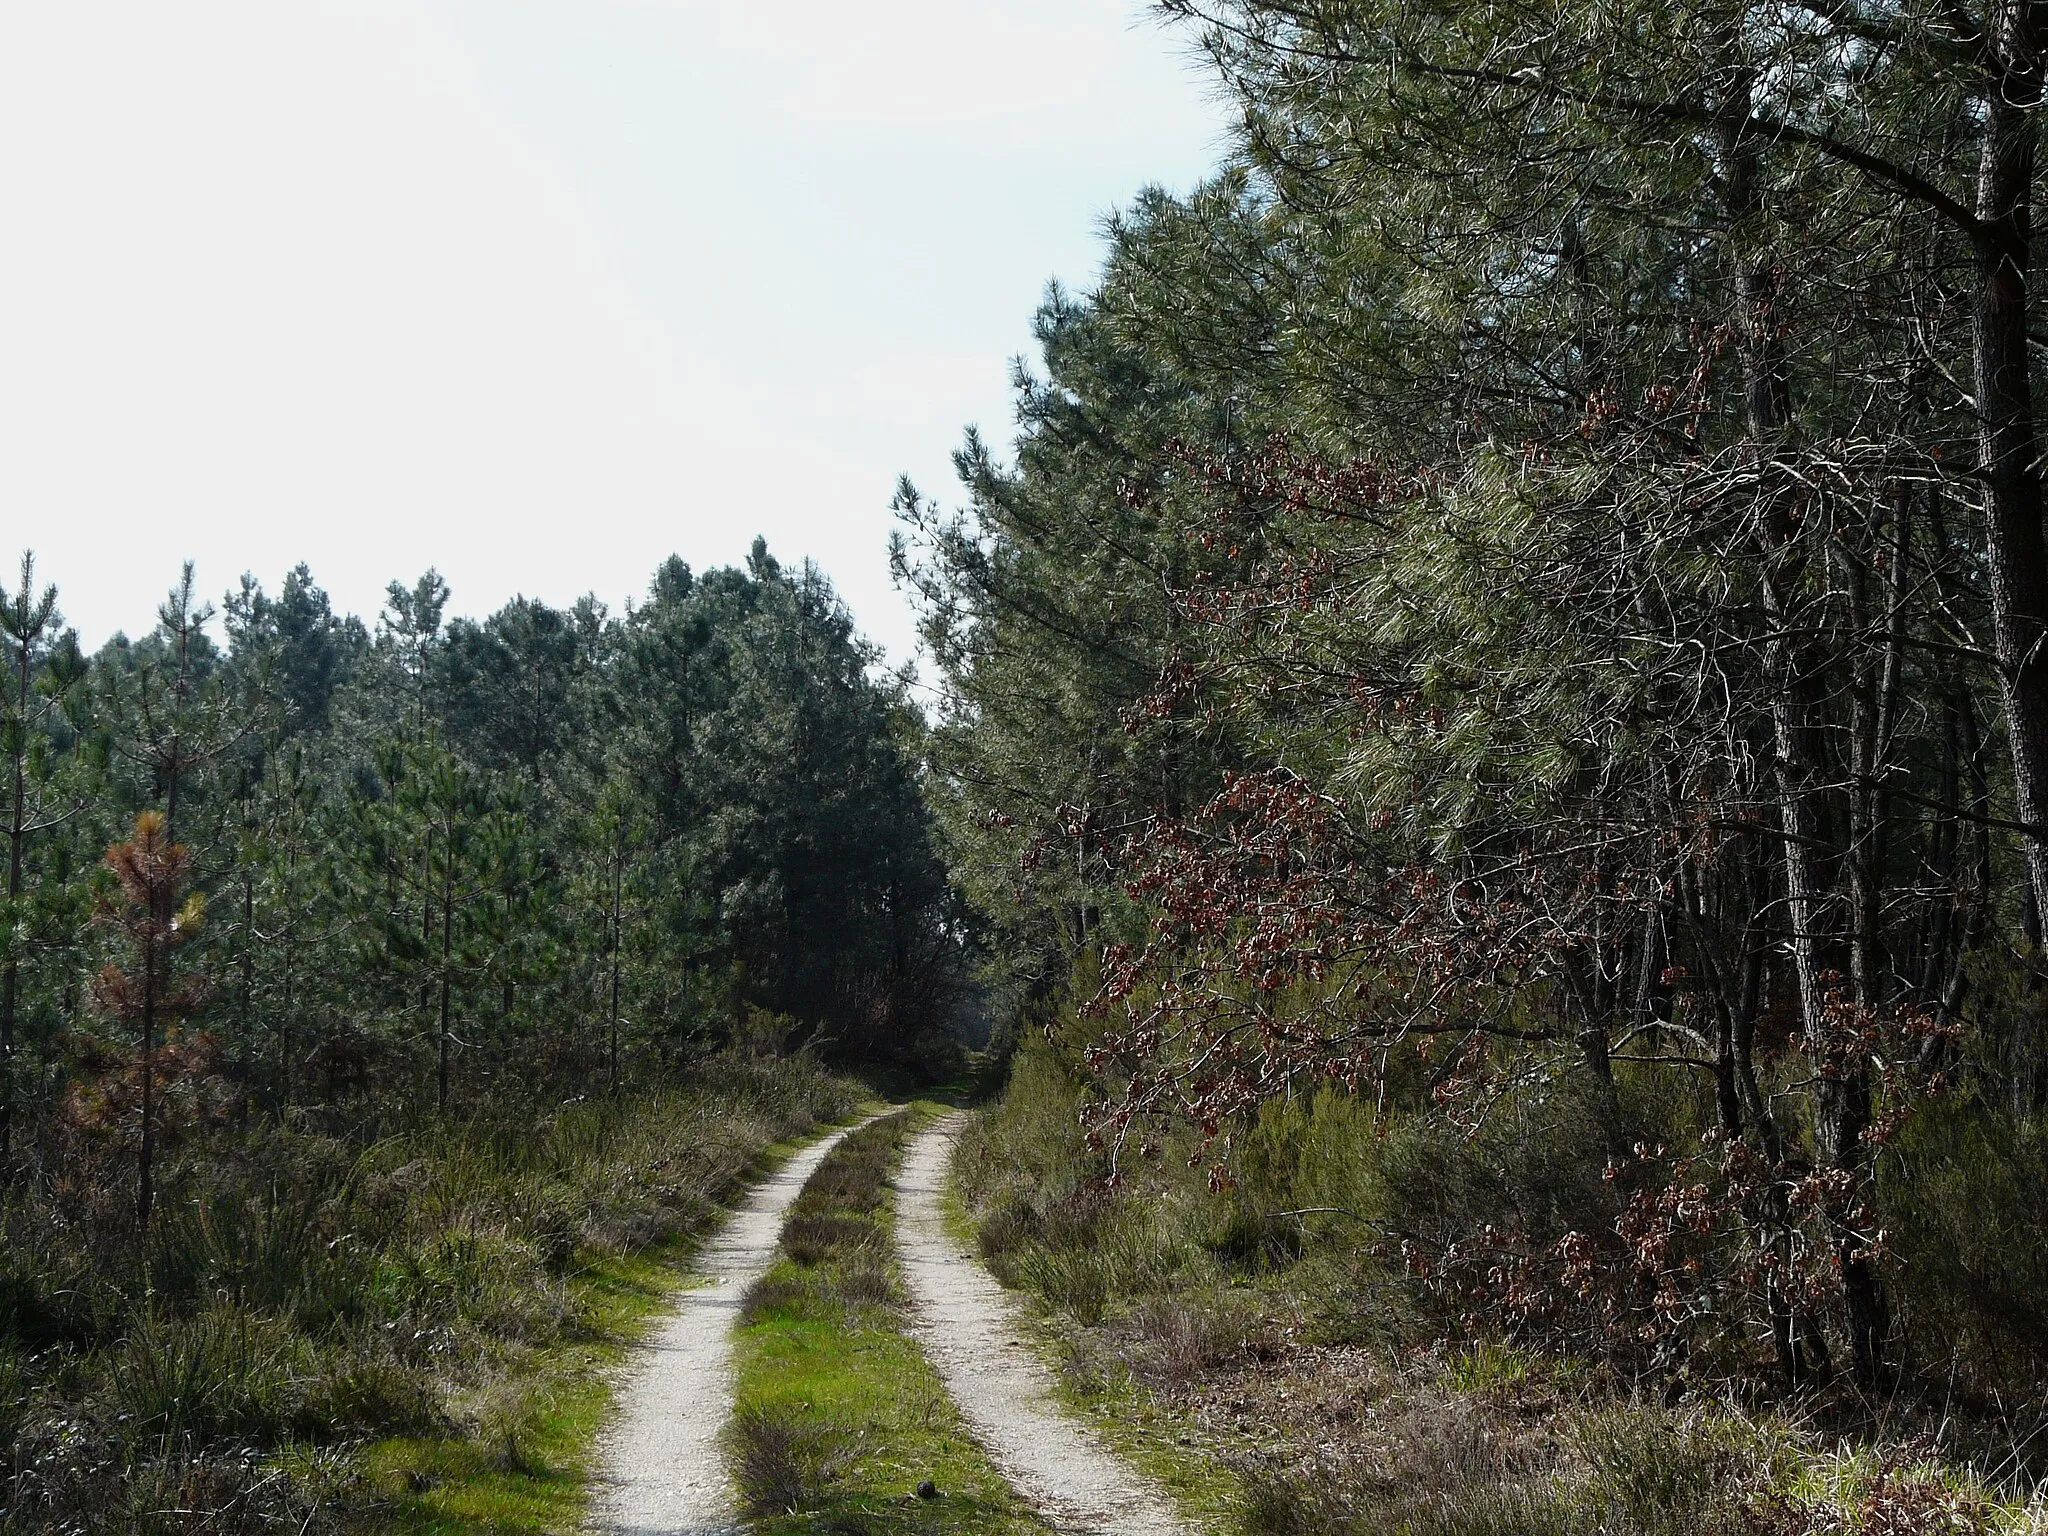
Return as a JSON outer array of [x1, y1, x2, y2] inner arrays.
[[728, 1105, 1054, 1535], [956, 1036, 2048, 1536], [1, 1053, 856, 1533]]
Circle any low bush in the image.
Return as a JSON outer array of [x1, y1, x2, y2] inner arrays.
[[1229, 1406, 1785, 1536], [783, 1211, 886, 1266], [1878, 1098, 2048, 1392], [1120, 1292, 1265, 1387]]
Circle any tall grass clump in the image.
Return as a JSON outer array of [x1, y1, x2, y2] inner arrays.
[[1, 1052, 854, 1533], [955, 1042, 1215, 1327]]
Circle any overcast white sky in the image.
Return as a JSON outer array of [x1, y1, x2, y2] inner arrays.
[[0, 2, 1229, 665]]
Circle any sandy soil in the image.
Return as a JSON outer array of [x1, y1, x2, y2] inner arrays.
[[895, 1112, 1198, 1536], [591, 1116, 875, 1536]]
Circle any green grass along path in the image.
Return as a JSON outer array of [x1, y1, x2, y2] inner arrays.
[[726, 1106, 1056, 1535], [593, 1113, 887, 1534], [893, 1112, 1195, 1536], [579, 1104, 1194, 1536]]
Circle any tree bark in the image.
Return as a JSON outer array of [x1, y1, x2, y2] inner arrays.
[[438, 846, 453, 1116], [2, 626, 28, 1159], [609, 850, 624, 1096], [1975, 1, 2048, 1113], [1721, 77, 1888, 1383], [139, 937, 157, 1224]]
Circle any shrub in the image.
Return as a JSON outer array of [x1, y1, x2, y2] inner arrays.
[[1575, 1409, 1763, 1536], [1879, 1098, 2048, 1393], [1121, 1292, 1263, 1386], [783, 1212, 884, 1266]]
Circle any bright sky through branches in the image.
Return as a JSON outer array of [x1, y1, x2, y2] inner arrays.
[[0, 2, 1227, 664]]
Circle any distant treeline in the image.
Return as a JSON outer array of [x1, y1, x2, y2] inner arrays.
[[2, 537, 959, 1166]]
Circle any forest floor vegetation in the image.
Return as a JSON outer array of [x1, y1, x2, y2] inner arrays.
[[956, 1040, 2048, 1536], [1, 1053, 858, 1534]]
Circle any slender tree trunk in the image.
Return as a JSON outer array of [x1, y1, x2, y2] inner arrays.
[[163, 737, 181, 849], [280, 937, 294, 1110], [1675, 861, 1745, 1137], [139, 939, 157, 1224], [421, 835, 434, 1016], [1722, 97, 1834, 1043], [280, 839, 299, 1109], [501, 889, 515, 1029], [241, 871, 256, 1071], [1976, 3, 2048, 1112], [1846, 483, 1909, 1012], [438, 848, 453, 1116], [1721, 85, 1886, 1382], [608, 849, 623, 1095], [1734, 903, 1774, 1152], [2, 631, 27, 1159]]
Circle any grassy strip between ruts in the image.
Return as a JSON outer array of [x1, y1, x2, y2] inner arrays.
[[726, 1104, 1057, 1536], [361, 1090, 874, 1535]]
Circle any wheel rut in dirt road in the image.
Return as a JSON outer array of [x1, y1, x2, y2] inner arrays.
[[593, 1113, 884, 1536], [896, 1111, 1198, 1536]]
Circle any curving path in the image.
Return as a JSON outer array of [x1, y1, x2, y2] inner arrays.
[[895, 1111, 1197, 1536], [593, 1115, 879, 1536]]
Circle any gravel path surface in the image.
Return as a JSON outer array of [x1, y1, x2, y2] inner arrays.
[[896, 1111, 1197, 1536], [593, 1116, 876, 1536]]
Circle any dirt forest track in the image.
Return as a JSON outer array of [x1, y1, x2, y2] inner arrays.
[[592, 1114, 881, 1535], [894, 1112, 1195, 1536], [592, 1107, 1197, 1536]]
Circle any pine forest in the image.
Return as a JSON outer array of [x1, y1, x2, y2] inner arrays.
[[6, 2, 2048, 1532]]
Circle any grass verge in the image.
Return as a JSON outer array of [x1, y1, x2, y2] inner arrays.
[[3, 1055, 860, 1534], [727, 1105, 1056, 1536], [363, 1087, 873, 1534], [363, 1243, 678, 1533], [952, 1038, 2048, 1536], [931, 1160, 1239, 1532]]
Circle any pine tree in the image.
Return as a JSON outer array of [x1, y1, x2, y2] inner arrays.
[[0, 553, 88, 1157], [91, 810, 205, 1222]]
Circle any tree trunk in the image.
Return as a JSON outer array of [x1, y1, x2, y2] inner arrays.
[[608, 851, 623, 1095], [1722, 85, 1886, 1383], [139, 940, 157, 1224], [241, 872, 256, 1073], [1975, 2, 2048, 1113], [437, 850, 453, 1116], [3, 631, 29, 1158], [280, 939, 294, 1109]]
